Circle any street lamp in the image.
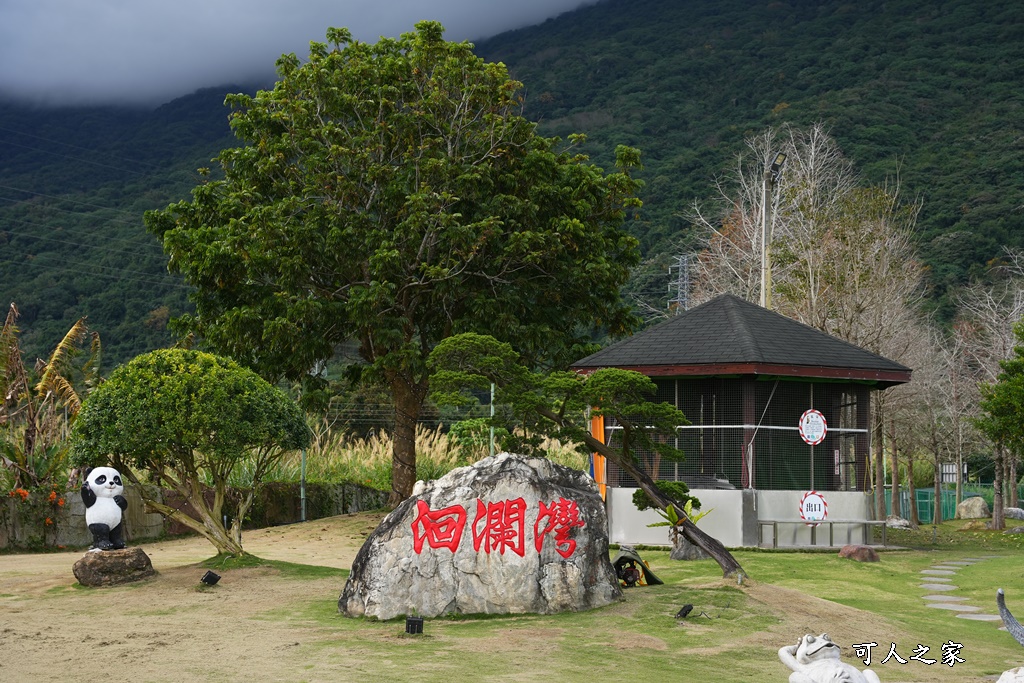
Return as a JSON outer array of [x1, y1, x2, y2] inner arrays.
[[759, 152, 787, 309]]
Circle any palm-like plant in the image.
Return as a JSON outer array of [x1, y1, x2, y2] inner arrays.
[[1, 303, 101, 489]]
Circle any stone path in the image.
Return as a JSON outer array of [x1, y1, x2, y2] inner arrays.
[[919, 556, 1006, 624]]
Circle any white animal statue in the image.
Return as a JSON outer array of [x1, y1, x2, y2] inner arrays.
[[779, 633, 881, 683], [81, 466, 128, 551]]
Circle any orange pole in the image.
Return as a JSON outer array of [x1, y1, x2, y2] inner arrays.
[[590, 413, 607, 500]]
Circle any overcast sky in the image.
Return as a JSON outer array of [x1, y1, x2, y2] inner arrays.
[[0, 0, 598, 108]]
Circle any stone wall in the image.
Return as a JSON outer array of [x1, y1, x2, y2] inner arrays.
[[0, 481, 387, 551]]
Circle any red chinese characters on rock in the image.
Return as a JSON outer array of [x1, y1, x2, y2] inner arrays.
[[535, 498, 586, 558], [411, 501, 467, 553], [472, 498, 527, 556], [411, 497, 585, 558]]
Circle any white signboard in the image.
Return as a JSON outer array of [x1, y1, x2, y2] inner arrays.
[[799, 491, 828, 526], [799, 409, 827, 446]]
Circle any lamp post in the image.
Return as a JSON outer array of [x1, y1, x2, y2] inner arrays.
[[759, 152, 787, 309]]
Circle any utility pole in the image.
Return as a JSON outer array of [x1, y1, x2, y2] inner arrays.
[[759, 152, 787, 309]]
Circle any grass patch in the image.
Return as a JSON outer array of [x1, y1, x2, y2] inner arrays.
[[261, 535, 1021, 681], [198, 553, 348, 581]]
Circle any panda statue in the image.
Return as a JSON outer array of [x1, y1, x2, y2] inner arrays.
[[81, 467, 129, 551]]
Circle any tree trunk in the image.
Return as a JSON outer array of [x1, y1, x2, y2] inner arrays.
[[580, 430, 745, 578], [933, 454, 942, 525], [388, 373, 428, 507], [956, 442, 964, 506], [889, 421, 901, 520], [146, 498, 245, 555], [994, 444, 1005, 531], [906, 453, 919, 528], [873, 408, 885, 519], [1010, 455, 1019, 508]]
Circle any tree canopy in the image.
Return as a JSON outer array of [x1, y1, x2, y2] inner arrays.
[[145, 22, 643, 504], [71, 348, 310, 555]]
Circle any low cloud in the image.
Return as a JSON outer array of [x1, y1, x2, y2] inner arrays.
[[0, 0, 596, 107]]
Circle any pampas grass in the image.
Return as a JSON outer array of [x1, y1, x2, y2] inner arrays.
[[253, 420, 590, 491]]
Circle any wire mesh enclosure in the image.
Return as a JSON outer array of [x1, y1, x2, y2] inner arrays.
[[603, 377, 871, 492]]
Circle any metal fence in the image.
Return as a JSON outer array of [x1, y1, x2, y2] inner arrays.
[[602, 376, 872, 492]]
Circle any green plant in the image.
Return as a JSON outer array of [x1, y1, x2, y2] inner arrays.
[[632, 481, 711, 545], [1, 302, 100, 491], [71, 348, 310, 556]]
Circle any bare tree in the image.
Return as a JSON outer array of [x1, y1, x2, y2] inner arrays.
[[954, 252, 1024, 523], [690, 123, 927, 521]]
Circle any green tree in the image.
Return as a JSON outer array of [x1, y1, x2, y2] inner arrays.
[[428, 332, 744, 578], [976, 320, 1024, 531], [145, 22, 642, 505], [71, 349, 310, 555]]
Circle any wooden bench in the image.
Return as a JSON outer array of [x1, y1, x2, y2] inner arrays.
[[758, 519, 887, 548]]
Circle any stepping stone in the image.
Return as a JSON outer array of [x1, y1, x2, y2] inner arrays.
[[926, 603, 981, 612], [920, 583, 958, 591], [943, 561, 975, 565], [957, 613, 1004, 621], [923, 577, 953, 583], [922, 595, 970, 602], [930, 565, 961, 570], [921, 569, 956, 575], [962, 557, 987, 561]]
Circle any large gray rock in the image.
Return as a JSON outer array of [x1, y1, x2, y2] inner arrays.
[[956, 496, 990, 519], [1005, 507, 1024, 521], [670, 534, 711, 561], [72, 547, 156, 587], [339, 453, 622, 619], [886, 515, 912, 529]]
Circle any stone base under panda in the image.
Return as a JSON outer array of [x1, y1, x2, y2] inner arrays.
[[73, 547, 157, 587]]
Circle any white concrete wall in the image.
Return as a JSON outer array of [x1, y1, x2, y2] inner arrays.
[[754, 490, 873, 547], [606, 488, 875, 548], [606, 488, 751, 547]]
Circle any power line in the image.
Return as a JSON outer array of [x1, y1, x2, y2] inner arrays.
[[0, 123, 170, 172], [0, 254, 191, 290], [0, 138, 150, 177], [0, 184, 145, 220], [0, 217, 169, 258]]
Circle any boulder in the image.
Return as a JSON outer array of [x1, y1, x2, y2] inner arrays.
[[886, 516, 912, 529], [838, 544, 879, 562], [1006, 527, 1024, 535], [670, 534, 711, 561], [959, 519, 992, 531], [72, 547, 156, 587], [956, 496, 990, 519], [339, 453, 622, 620], [1006, 507, 1024, 521], [998, 667, 1024, 683]]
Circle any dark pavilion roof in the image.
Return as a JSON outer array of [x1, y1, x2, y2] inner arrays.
[[572, 294, 911, 387]]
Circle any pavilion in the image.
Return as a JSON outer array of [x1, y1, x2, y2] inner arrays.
[[571, 294, 911, 547]]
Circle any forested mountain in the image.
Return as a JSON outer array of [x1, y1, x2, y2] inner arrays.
[[1, 0, 1022, 366]]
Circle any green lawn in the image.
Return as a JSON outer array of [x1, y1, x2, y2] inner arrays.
[[251, 519, 1024, 682]]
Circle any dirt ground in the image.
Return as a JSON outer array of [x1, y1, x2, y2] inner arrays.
[[0, 513, 385, 682], [0, 514, 1000, 683]]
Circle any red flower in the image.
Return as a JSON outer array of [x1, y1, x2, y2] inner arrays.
[[48, 490, 57, 502], [44, 517, 53, 526], [9, 488, 29, 501], [57, 498, 65, 507]]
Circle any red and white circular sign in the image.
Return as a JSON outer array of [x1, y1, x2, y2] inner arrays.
[[799, 409, 827, 445], [799, 490, 828, 526]]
